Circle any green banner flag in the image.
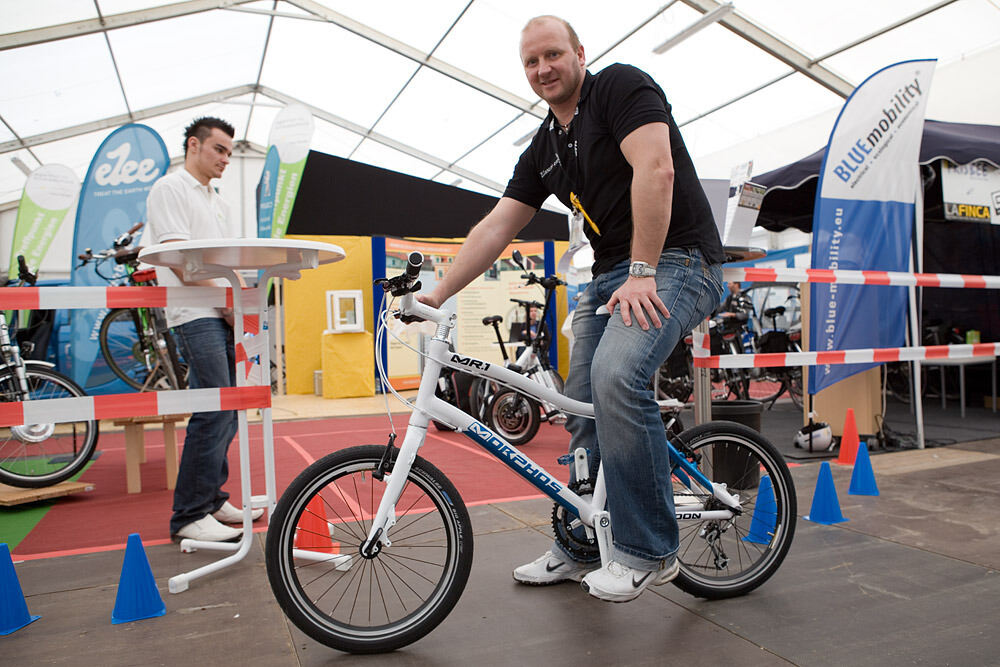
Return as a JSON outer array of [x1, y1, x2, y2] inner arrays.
[[8, 164, 79, 279], [267, 104, 314, 238]]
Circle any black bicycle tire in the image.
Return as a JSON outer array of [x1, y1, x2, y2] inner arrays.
[[725, 339, 751, 400], [265, 445, 473, 654], [152, 310, 186, 390], [669, 421, 796, 599], [485, 389, 540, 446], [0, 366, 100, 488], [99, 308, 149, 391]]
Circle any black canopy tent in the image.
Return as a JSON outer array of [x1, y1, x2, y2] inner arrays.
[[755, 119, 1000, 233], [753, 119, 1000, 398]]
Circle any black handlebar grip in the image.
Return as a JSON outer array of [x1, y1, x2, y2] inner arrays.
[[405, 252, 424, 279], [17, 255, 28, 273]]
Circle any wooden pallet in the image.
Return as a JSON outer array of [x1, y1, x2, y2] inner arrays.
[[0, 480, 95, 506]]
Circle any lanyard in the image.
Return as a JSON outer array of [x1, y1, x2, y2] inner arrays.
[[570, 192, 600, 237], [547, 116, 600, 237]]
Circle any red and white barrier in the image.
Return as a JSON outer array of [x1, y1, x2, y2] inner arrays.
[[691, 332, 1000, 369], [2, 285, 261, 311], [0, 385, 271, 428], [723, 266, 1000, 289]]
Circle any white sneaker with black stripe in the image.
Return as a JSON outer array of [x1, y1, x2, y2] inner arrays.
[[512, 550, 598, 585], [581, 559, 680, 602]]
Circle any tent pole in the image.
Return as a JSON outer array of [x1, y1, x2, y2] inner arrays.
[[910, 166, 925, 449]]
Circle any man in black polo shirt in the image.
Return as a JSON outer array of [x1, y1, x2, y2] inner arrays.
[[418, 15, 725, 602]]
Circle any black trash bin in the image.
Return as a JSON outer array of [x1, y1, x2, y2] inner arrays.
[[710, 400, 764, 489]]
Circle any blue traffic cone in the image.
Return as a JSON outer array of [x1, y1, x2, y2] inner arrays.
[[804, 461, 849, 525], [1, 543, 40, 636], [848, 443, 880, 496], [111, 534, 165, 624], [743, 475, 777, 544]]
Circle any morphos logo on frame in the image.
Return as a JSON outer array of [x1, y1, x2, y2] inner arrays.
[[465, 422, 562, 494]]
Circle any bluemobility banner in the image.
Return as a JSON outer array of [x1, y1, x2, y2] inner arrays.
[[256, 145, 280, 238], [68, 124, 169, 387], [809, 60, 935, 395], [266, 104, 314, 238]]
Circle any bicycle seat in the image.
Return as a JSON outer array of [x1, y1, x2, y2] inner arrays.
[[131, 268, 157, 284], [763, 306, 786, 319], [482, 315, 503, 326]]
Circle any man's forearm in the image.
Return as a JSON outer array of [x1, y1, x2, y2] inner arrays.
[[629, 164, 673, 265], [429, 197, 535, 304]]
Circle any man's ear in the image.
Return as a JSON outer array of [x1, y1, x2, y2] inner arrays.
[[577, 44, 586, 68]]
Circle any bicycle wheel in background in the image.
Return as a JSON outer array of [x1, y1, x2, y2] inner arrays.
[[485, 389, 540, 446], [669, 421, 796, 599], [99, 308, 183, 390], [266, 445, 473, 654], [0, 366, 99, 488]]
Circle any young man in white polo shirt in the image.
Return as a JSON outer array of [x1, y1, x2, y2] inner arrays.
[[144, 117, 262, 542]]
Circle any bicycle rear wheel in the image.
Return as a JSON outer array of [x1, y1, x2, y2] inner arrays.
[[266, 445, 473, 654], [669, 421, 796, 599], [0, 366, 99, 487], [100, 308, 183, 390]]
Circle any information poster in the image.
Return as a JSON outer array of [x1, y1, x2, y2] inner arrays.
[[941, 160, 1000, 224], [383, 238, 547, 389]]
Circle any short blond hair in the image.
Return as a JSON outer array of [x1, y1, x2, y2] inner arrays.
[[522, 15, 581, 50]]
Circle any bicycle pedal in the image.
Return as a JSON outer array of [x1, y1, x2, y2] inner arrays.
[[557, 453, 574, 465]]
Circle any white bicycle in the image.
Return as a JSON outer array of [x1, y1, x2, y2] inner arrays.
[[265, 252, 796, 654]]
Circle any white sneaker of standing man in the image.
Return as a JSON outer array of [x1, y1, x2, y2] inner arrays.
[[212, 501, 264, 524], [173, 514, 243, 543]]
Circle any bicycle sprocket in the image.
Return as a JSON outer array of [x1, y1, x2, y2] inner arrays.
[[551, 479, 599, 561]]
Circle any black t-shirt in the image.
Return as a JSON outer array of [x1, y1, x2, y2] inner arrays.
[[504, 64, 724, 276]]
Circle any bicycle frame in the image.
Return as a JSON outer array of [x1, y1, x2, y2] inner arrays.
[[362, 294, 743, 561]]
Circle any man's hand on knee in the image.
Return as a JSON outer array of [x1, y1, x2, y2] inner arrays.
[[607, 277, 670, 330]]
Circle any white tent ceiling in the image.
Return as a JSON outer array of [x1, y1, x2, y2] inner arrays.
[[2, 0, 999, 209]]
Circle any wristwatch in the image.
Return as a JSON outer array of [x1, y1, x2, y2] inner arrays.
[[628, 261, 657, 278]]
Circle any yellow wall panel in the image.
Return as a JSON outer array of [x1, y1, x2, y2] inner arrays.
[[284, 235, 373, 394]]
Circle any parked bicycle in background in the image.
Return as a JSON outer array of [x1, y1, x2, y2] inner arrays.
[[77, 223, 187, 391], [1, 256, 99, 487], [469, 249, 566, 445]]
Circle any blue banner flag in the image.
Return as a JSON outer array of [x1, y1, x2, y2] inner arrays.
[[68, 124, 169, 387], [808, 60, 935, 395], [257, 145, 280, 238]]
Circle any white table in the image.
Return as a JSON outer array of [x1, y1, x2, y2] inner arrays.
[[139, 238, 344, 593]]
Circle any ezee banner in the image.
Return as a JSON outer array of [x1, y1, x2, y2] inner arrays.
[[267, 104, 314, 238], [68, 124, 169, 387], [256, 145, 280, 238], [809, 59, 935, 394], [7, 164, 79, 279]]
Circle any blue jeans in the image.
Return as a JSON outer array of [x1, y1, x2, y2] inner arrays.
[[560, 248, 724, 570], [170, 317, 238, 534]]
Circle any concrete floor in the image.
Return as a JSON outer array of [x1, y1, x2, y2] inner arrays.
[[5, 436, 1000, 666]]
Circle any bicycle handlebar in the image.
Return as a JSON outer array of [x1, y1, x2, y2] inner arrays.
[[16, 255, 37, 286]]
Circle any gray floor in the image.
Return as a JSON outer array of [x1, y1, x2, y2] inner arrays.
[[5, 434, 1000, 666]]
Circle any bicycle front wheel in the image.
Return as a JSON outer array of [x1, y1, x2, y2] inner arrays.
[[670, 421, 796, 599], [0, 366, 99, 487], [266, 445, 473, 654]]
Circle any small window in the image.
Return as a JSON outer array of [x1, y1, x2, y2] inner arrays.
[[326, 290, 364, 333]]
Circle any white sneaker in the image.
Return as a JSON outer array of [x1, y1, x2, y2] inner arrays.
[[212, 501, 264, 524], [512, 550, 599, 585], [581, 559, 679, 603], [173, 515, 242, 543]]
